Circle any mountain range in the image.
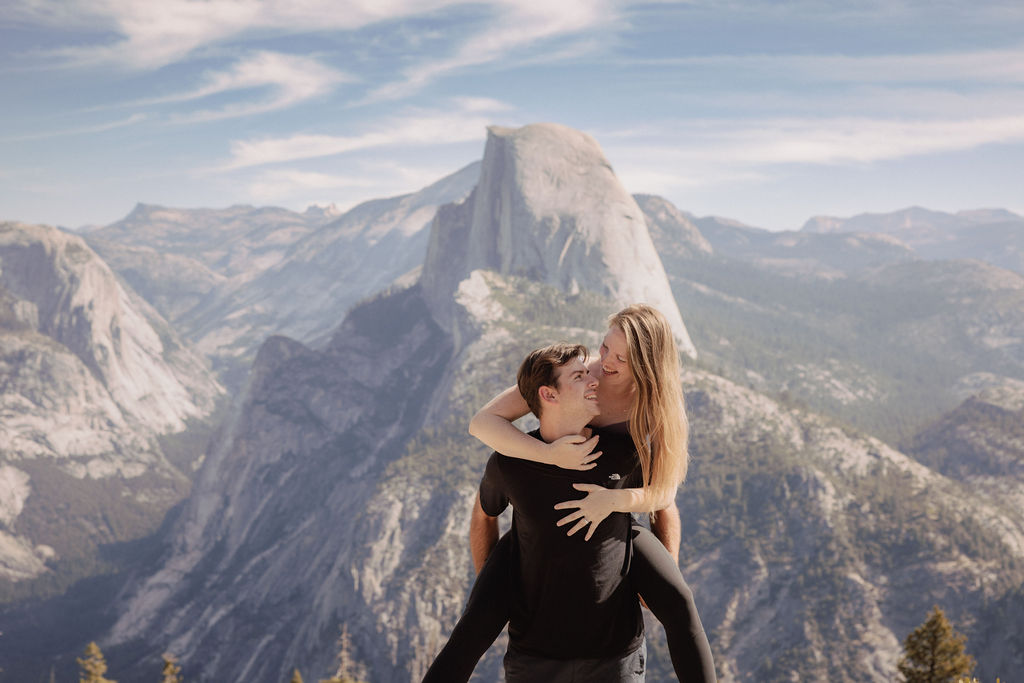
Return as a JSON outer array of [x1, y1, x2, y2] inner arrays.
[[84, 163, 480, 390], [802, 206, 1024, 275], [1, 123, 1022, 682], [0, 221, 222, 604]]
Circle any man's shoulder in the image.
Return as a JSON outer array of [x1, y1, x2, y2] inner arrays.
[[589, 425, 633, 452], [490, 429, 543, 462]]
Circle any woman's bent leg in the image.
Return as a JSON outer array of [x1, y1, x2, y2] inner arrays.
[[630, 525, 716, 682], [421, 532, 512, 683]]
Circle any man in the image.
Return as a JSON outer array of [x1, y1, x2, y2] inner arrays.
[[472, 343, 647, 682]]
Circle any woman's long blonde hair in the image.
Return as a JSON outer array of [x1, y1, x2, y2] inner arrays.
[[609, 304, 689, 509]]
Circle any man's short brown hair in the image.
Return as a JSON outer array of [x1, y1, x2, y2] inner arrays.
[[517, 343, 589, 417]]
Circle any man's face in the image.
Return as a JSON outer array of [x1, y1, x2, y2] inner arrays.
[[552, 358, 601, 419]]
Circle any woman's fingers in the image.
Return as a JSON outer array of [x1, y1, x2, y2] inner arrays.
[[566, 518, 589, 537], [554, 484, 610, 537], [549, 434, 601, 471], [557, 510, 584, 526]]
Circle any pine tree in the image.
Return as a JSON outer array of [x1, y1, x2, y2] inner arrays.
[[289, 669, 304, 683], [161, 653, 183, 683], [318, 625, 367, 683], [77, 641, 116, 683], [898, 605, 975, 683]]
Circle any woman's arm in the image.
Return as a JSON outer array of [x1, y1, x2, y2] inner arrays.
[[468, 385, 601, 470], [553, 484, 678, 540]]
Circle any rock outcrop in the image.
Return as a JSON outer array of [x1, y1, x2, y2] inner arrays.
[[421, 124, 695, 357], [87, 164, 480, 388], [0, 222, 222, 588]]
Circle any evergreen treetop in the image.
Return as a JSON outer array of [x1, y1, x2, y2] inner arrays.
[[161, 653, 183, 683], [899, 605, 975, 683], [77, 642, 116, 683]]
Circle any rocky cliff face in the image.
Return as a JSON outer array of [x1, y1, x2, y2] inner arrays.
[[909, 377, 1024, 517], [87, 165, 480, 389], [102, 286, 457, 682], [639, 195, 1024, 445], [0, 222, 222, 594], [633, 194, 713, 261], [421, 124, 695, 358], [679, 368, 1024, 681]]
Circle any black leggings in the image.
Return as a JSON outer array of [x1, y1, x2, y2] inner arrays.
[[422, 525, 716, 682]]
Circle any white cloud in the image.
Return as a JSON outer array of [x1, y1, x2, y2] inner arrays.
[[614, 166, 769, 195], [449, 96, 515, 114], [141, 51, 349, 121], [599, 114, 1024, 198], [365, 0, 618, 101], [16, 0, 622, 99], [244, 161, 466, 205], [623, 47, 1024, 85], [16, 0, 563, 71], [647, 86, 1024, 121], [221, 99, 512, 169], [1, 113, 146, 141], [246, 169, 378, 202], [606, 115, 1024, 167], [709, 115, 1024, 165], [15, 0, 465, 69]]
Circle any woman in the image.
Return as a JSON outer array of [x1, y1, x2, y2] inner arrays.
[[423, 304, 715, 682]]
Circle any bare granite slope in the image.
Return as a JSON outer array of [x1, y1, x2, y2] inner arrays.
[[86, 164, 480, 389], [422, 124, 695, 358], [0, 221, 223, 591]]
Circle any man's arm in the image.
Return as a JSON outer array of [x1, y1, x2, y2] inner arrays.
[[650, 500, 681, 563], [470, 492, 499, 574]]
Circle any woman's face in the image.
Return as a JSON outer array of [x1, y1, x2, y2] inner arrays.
[[598, 326, 633, 390]]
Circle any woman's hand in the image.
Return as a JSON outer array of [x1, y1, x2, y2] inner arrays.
[[546, 433, 601, 470], [553, 484, 620, 540]]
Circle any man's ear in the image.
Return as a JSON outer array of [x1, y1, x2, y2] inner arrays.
[[538, 385, 558, 406]]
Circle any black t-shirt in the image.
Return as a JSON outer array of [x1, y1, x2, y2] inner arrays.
[[478, 426, 644, 660]]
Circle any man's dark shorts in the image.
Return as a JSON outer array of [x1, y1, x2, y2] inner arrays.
[[503, 640, 646, 683]]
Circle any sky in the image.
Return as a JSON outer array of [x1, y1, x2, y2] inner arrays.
[[2, 0, 1023, 231]]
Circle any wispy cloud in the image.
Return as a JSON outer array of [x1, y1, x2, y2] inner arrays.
[[12, 0, 504, 70], [601, 114, 1024, 198], [615, 166, 769, 195], [246, 169, 378, 203], [364, 0, 618, 101], [12, 0, 621, 84], [621, 46, 1024, 85], [1, 113, 146, 141], [219, 99, 512, 170], [708, 115, 1024, 165], [137, 51, 349, 122], [243, 160, 474, 207]]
